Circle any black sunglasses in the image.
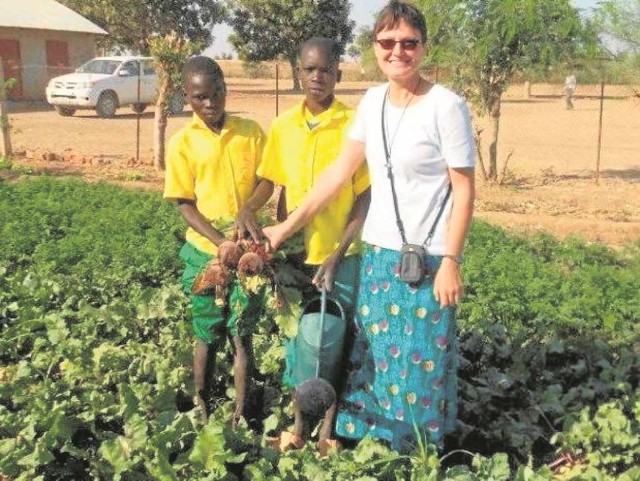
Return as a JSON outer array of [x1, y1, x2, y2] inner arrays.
[[375, 39, 422, 51]]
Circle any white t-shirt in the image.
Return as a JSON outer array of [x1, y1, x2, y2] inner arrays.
[[349, 83, 475, 254]]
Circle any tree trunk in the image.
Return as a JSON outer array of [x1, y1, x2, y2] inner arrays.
[[488, 114, 500, 180], [0, 60, 12, 158], [487, 93, 502, 181], [153, 78, 170, 171], [288, 56, 301, 92]]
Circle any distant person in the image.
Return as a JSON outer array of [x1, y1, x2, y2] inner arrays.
[[236, 37, 371, 455], [564, 73, 577, 110], [163, 56, 270, 426]]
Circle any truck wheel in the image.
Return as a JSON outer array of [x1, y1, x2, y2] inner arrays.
[[168, 94, 185, 115], [54, 106, 76, 117], [96, 91, 118, 118], [131, 103, 147, 114]]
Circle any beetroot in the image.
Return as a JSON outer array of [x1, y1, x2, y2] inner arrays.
[[237, 251, 265, 278], [218, 242, 244, 268], [192, 260, 232, 294]]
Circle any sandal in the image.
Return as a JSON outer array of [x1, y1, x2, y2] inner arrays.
[[317, 438, 341, 457], [266, 431, 305, 452]]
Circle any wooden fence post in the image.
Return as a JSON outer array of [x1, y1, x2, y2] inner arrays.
[[595, 79, 605, 185], [275, 62, 279, 117], [0, 58, 13, 158]]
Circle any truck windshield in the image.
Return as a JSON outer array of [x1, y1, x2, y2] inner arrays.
[[77, 60, 121, 75]]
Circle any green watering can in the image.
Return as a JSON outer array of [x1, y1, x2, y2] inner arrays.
[[284, 288, 347, 390]]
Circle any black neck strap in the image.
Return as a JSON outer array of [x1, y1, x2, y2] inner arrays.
[[381, 90, 452, 248]]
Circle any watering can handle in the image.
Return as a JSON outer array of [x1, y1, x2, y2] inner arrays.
[[320, 286, 327, 320], [315, 287, 327, 379]]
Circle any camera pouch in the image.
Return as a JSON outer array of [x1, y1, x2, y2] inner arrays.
[[400, 244, 429, 286]]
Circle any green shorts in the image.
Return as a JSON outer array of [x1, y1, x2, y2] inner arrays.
[[179, 242, 263, 344]]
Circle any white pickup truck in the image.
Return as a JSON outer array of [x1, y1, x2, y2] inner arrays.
[[45, 56, 184, 118]]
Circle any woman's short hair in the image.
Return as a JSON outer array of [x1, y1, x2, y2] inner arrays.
[[373, 1, 427, 43]]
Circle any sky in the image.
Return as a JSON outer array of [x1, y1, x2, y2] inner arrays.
[[203, 0, 600, 57]]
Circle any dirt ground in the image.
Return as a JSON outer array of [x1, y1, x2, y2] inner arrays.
[[4, 79, 640, 247]]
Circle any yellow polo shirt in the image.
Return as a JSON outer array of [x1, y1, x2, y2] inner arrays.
[[258, 99, 370, 265], [164, 114, 266, 255]]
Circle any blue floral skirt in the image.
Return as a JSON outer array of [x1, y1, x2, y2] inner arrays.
[[334, 244, 458, 452]]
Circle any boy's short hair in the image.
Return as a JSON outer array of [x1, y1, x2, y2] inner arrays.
[[299, 37, 341, 65], [374, 1, 427, 43], [183, 56, 225, 85]]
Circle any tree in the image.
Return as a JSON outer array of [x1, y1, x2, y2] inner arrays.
[[417, 0, 591, 181], [227, 0, 355, 90], [0, 63, 15, 158], [351, 26, 385, 81], [57, 0, 224, 171], [149, 34, 201, 171], [596, 0, 640, 54], [346, 26, 374, 61], [596, 0, 640, 95], [57, 0, 225, 55], [346, 44, 361, 61]]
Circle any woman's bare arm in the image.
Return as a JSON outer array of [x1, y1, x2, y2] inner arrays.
[[263, 140, 366, 249], [434, 167, 475, 307]]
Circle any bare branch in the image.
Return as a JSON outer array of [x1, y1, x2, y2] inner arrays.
[[473, 125, 489, 181], [499, 149, 515, 185]]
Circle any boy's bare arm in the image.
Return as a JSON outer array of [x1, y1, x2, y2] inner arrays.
[[276, 186, 287, 222], [313, 187, 371, 291], [176, 199, 230, 247], [235, 178, 274, 242]]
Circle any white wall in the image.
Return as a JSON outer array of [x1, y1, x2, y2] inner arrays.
[[0, 27, 99, 100]]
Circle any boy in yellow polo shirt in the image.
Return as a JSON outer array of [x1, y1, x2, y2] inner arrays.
[[237, 38, 370, 453], [163, 56, 272, 425]]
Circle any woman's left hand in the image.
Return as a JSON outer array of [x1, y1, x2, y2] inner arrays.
[[433, 258, 464, 308]]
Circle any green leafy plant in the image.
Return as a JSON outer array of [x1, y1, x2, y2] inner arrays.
[[552, 390, 640, 476], [118, 170, 144, 181], [1, 177, 638, 480]]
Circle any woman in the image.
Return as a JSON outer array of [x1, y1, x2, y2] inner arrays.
[[264, 0, 475, 453]]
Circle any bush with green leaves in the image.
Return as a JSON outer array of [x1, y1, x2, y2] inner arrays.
[[461, 222, 640, 345], [1, 176, 639, 480]]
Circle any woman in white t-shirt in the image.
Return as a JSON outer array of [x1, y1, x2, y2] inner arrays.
[[264, 0, 475, 453]]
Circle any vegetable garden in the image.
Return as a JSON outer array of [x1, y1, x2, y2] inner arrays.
[[0, 176, 639, 480]]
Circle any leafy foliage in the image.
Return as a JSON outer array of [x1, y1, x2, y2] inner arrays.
[[0, 75, 15, 156], [0, 177, 639, 479], [462, 222, 640, 343], [417, 0, 595, 179], [57, 0, 225, 55], [227, 0, 355, 90], [596, 0, 640, 54], [148, 34, 201, 170], [552, 390, 640, 476], [348, 26, 386, 82], [56, 1, 223, 172], [595, 0, 640, 95]]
